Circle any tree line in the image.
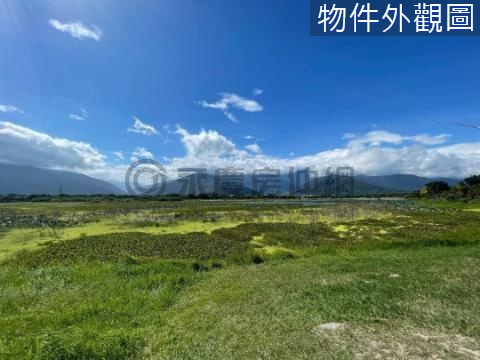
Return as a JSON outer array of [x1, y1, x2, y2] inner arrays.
[[417, 175, 480, 199]]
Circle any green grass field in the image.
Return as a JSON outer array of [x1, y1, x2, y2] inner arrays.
[[1, 199, 479, 359]]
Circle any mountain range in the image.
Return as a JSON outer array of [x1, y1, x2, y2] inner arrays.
[[0, 163, 460, 196], [0, 163, 122, 195]]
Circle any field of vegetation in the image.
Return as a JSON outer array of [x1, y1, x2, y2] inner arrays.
[[1, 198, 480, 359]]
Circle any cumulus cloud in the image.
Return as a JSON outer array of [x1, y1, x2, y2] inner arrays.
[[130, 147, 154, 162], [1, 121, 479, 184], [253, 88, 263, 96], [0, 121, 105, 171], [127, 117, 159, 136], [246, 143, 262, 154], [164, 127, 480, 179], [175, 126, 241, 158], [49, 19, 103, 41], [0, 104, 24, 114], [197, 93, 263, 122], [69, 108, 88, 121]]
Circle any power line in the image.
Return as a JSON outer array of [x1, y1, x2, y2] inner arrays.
[[428, 119, 480, 130]]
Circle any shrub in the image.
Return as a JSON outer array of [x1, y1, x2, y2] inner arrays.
[[422, 181, 451, 196]]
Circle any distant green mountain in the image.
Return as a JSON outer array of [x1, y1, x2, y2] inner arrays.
[[356, 174, 459, 193], [0, 163, 122, 195], [165, 172, 459, 196], [164, 173, 390, 196], [0, 163, 459, 196], [275, 174, 390, 196]]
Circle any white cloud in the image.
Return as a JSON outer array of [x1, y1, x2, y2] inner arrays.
[[344, 130, 450, 147], [69, 108, 88, 121], [49, 19, 103, 41], [127, 117, 159, 136], [244, 135, 255, 140], [175, 126, 242, 159], [0, 121, 105, 171], [164, 127, 480, 179], [1, 121, 479, 185], [0, 104, 24, 114], [409, 134, 451, 145], [112, 151, 125, 160], [253, 88, 263, 96], [130, 147, 154, 162], [69, 114, 85, 121], [224, 111, 238, 123], [246, 143, 262, 154], [197, 93, 263, 122]]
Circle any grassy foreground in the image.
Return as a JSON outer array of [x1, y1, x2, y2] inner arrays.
[[1, 199, 479, 359]]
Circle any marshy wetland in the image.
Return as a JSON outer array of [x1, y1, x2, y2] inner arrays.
[[1, 198, 480, 359]]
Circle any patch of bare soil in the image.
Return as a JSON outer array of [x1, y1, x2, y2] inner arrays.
[[312, 323, 480, 359]]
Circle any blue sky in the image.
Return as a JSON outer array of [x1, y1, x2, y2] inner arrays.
[[0, 0, 480, 180]]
